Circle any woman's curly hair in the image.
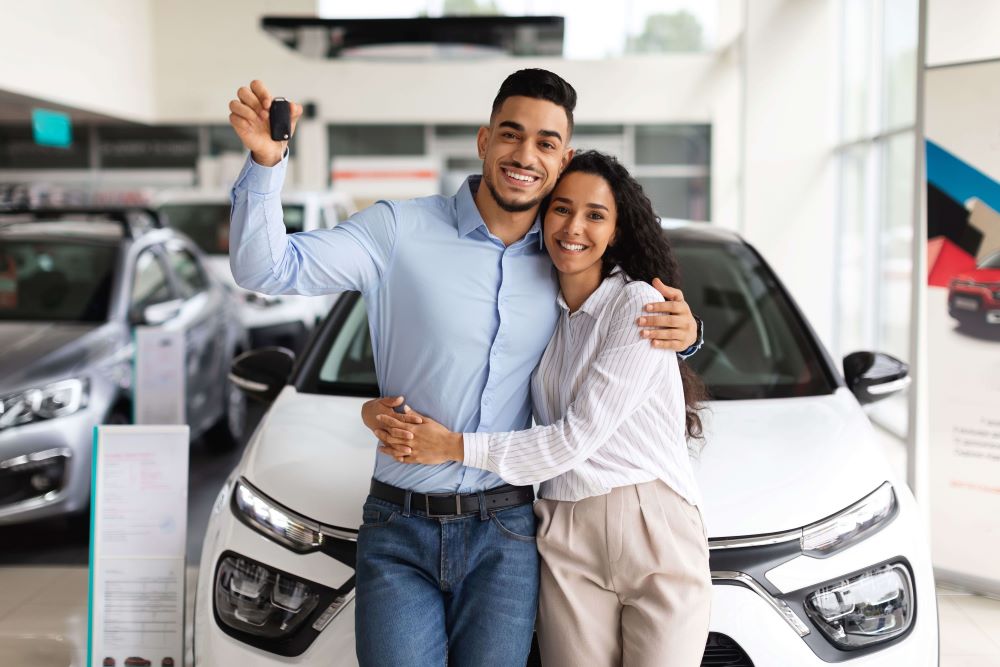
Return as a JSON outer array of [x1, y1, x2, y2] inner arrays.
[[542, 150, 708, 440]]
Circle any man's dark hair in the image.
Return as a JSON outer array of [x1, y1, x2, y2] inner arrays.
[[491, 69, 577, 136]]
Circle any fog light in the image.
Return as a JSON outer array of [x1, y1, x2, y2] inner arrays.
[[805, 563, 914, 649], [215, 555, 320, 638]]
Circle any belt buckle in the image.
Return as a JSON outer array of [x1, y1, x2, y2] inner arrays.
[[424, 492, 463, 518]]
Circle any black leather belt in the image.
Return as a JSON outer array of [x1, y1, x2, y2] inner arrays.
[[369, 479, 534, 518]]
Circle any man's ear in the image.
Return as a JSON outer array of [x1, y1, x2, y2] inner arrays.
[[476, 126, 490, 159], [560, 146, 575, 173]]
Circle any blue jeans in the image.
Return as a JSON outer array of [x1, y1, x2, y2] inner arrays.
[[355, 493, 539, 667]]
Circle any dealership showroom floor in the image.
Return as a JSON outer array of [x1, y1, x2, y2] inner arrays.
[[6, 1, 1000, 666]]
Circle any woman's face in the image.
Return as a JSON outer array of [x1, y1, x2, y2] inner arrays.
[[543, 171, 618, 279]]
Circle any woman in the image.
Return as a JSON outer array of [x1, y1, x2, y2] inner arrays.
[[373, 151, 711, 666]]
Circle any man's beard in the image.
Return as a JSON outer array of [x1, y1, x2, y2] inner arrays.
[[483, 170, 547, 213]]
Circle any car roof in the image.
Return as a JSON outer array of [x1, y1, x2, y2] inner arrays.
[[0, 219, 126, 241], [661, 220, 745, 245]]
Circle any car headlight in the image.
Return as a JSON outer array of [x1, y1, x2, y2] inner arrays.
[[243, 291, 283, 308], [233, 479, 324, 552], [0, 379, 89, 430], [805, 563, 915, 649], [214, 553, 355, 655], [801, 482, 896, 557], [215, 554, 320, 638]]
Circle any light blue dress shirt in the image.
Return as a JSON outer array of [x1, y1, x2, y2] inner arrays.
[[230, 155, 560, 493]]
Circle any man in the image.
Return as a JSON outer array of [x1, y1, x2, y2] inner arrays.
[[227, 69, 701, 666]]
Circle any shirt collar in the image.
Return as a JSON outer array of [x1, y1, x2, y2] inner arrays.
[[456, 175, 543, 244], [557, 267, 626, 317]]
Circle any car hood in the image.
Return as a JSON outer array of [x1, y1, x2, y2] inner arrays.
[[242, 386, 896, 539], [0, 321, 118, 390], [953, 267, 1000, 284], [695, 388, 895, 537]]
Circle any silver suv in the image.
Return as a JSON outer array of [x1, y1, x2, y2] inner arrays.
[[0, 208, 249, 525]]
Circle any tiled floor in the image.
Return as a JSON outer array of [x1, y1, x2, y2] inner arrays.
[[0, 565, 996, 666]]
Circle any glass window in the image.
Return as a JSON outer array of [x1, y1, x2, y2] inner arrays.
[[836, 144, 873, 357], [318, 297, 376, 387], [0, 123, 91, 170], [158, 203, 305, 255], [882, 0, 918, 131], [841, 0, 874, 141], [98, 125, 200, 169], [329, 125, 425, 156], [635, 125, 710, 166], [166, 246, 210, 299], [208, 124, 246, 155], [131, 250, 173, 311], [0, 239, 117, 322], [981, 251, 1000, 269], [637, 176, 710, 221]]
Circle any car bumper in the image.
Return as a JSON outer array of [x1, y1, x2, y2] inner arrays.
[[0, 405, 106, 525], [195, 482, 938, 666], [948, 289, 1000, 324]]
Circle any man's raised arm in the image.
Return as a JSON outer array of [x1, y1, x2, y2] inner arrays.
[[227, 79, 396, 297]]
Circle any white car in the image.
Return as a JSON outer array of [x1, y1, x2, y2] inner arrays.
[[193, 224, 938, 666], [155, 189, 356, 351]]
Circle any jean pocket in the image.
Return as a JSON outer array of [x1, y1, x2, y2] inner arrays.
[[361, 502, 398, 529], [490, 506, 537, 543]]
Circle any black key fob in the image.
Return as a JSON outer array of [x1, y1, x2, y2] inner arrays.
[[269, 97, 291, 141]]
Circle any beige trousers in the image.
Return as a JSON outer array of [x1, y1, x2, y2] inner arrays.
[[534, 480, 711, 667]]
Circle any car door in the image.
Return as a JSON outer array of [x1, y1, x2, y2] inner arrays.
[[162, 240, 225, 436], [129, 244, 186, 419]]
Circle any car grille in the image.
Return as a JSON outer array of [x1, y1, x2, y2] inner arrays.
[[701, 632, 754, 666], [524, 631, 753, 666]]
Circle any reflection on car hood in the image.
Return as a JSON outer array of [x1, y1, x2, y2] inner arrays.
[[242, 387, 377, 529], [695, 388, 893, 537], [0, 321, 112, 391], [242, 386, 895, 538]]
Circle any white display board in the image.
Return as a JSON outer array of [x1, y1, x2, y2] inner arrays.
[[134, 327, 186, 426], [87, 425, 190, 667]]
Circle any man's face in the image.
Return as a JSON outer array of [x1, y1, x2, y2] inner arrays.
[[478, 96, 574, 213]]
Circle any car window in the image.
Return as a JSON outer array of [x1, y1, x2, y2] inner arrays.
[[165, 245, 209, 299], [131, 249, 173, 311], [318, 297, 377, 386], [159, 203, 305, 254], [300, 239, 836, 402], [673, 239, 836, 400], [0, 239, 117, 322]]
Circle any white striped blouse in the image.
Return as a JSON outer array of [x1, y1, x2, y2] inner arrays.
[[463, 269, 702, 504]]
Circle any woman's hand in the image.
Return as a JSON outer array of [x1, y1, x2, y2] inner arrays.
[[361, 396, 423, 459], [375, 408, 464, 465]]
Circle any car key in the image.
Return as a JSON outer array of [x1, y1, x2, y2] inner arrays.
[[269, 97, 291, 141]]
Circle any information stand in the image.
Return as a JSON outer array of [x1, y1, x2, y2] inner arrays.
[[87, 425, 190, 667], [134, 327, 186, 426]]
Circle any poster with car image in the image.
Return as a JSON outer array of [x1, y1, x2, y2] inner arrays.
[[924, 61, 1000, 592], [88, 425, 188, 667]]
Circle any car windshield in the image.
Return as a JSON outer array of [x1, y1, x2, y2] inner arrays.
[[980, 251, 1000, 269], [159, 203, 305, 254], [0, 239, 118, 322], [304, 237, 836, 401]]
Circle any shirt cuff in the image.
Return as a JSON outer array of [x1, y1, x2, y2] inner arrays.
[[462, 432, 491, 471], [234, 149, 289, 195], [678, 316, 704, 360]]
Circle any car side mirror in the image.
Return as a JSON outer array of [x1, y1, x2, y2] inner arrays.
[[843, 351, 911, 405], [130, 299, 182, 326], [229, 347, 295, 403]]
